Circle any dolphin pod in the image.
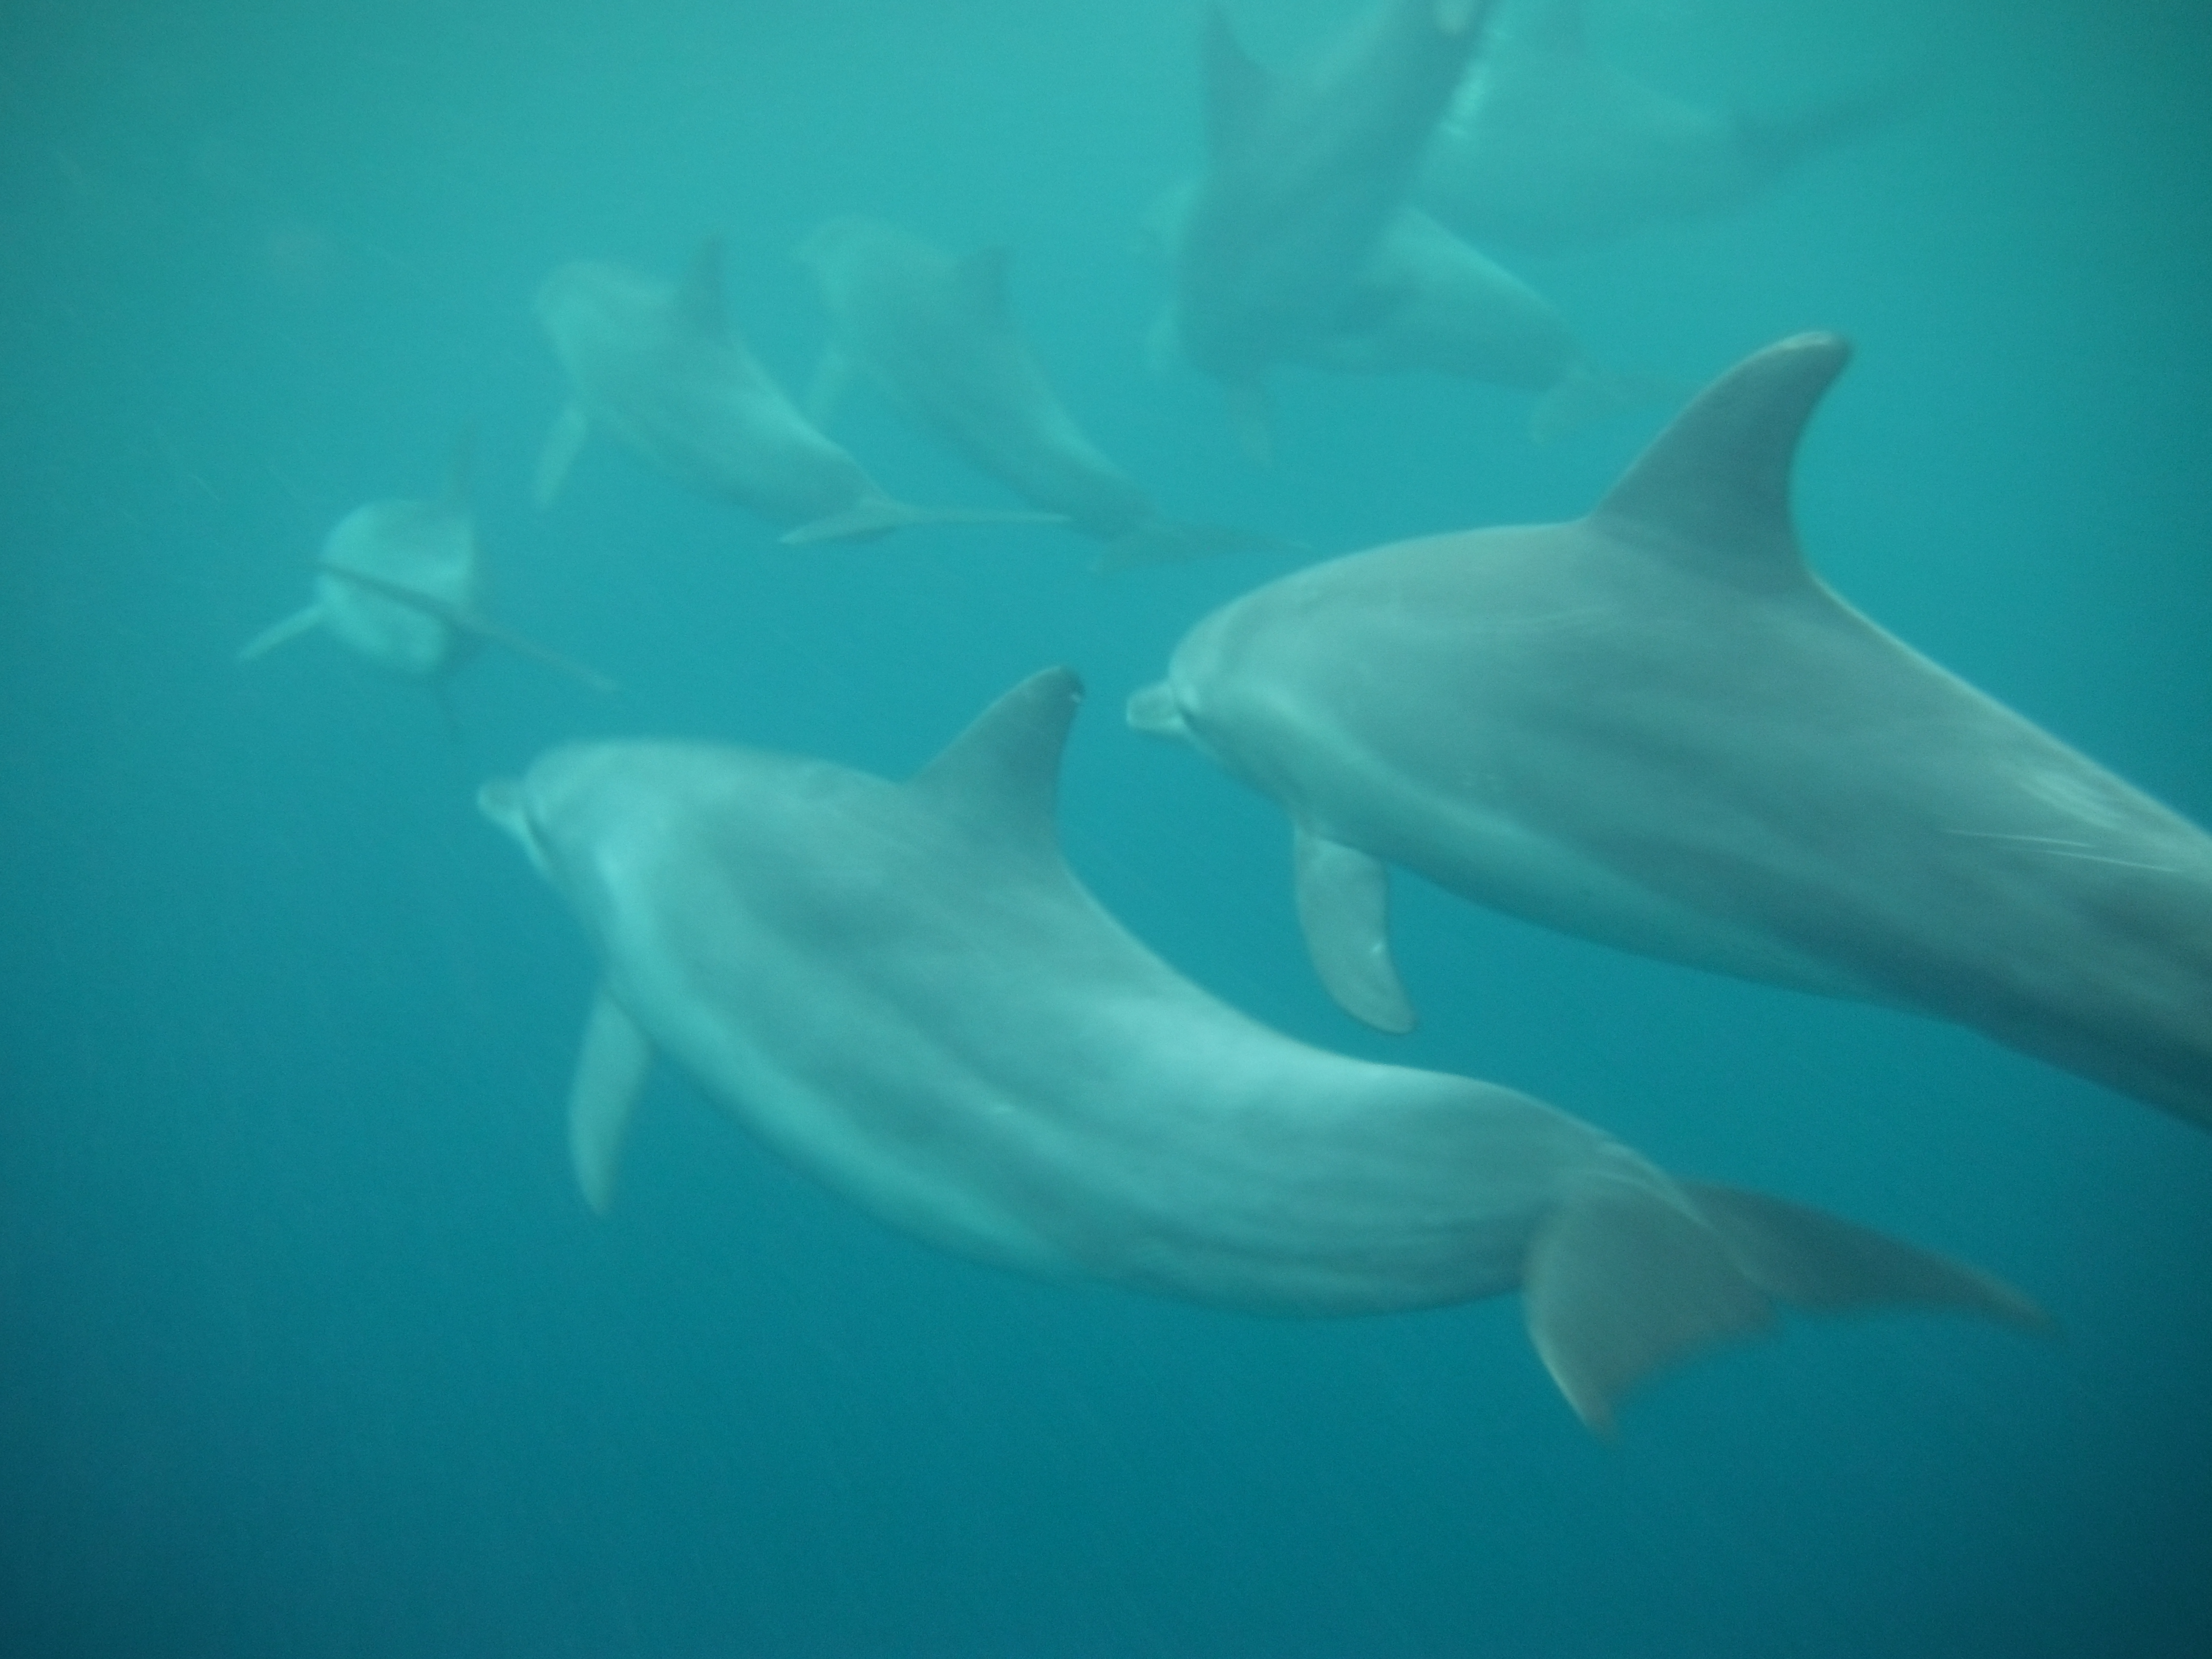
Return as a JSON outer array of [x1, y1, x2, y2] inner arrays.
[[1131, 333, 2212, 1130], [480, 668, 2046, 1432], [533, 238, 1066, 545]]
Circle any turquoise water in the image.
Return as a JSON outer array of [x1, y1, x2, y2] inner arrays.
[[3, 2, 2208, 1653]]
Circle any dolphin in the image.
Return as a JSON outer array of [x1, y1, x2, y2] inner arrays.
[[1418, 0, 1910, 255], [793, 215, 1278, 570], [1164, 0, 1499, 459], [1128, 332, 2212, 1130], [1153, 178, 1667, 442], [532, 239, 1065, 545], [239, 438, 613, 692], [479, 667, 2045, 1432]]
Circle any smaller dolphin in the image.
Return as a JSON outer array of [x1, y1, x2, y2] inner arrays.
[[533, 239, 1064, 545], [480, 667, 2044, 1433], [1130, 333, 2212, 1132], [239, 438, 613, 692], [1418, 0, 1910, 254], [1166, 0, 1500, 458], [794, 216, 1278, 570], [1153, 178, 1666, 442]]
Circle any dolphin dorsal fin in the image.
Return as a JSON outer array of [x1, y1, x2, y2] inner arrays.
[[1590, 332, 1850, 584], [953, 246, 1014, 326], [908, 668, 1083, 855], [676, 236, 728, 334], [1204, 6, 1277, 158]]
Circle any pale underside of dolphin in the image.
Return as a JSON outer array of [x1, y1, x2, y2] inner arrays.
[[794, 214, 1283, 570], [1168, 0, 1499, 460], [1130, 332, 2212, 1130], [530, 238, 1067, 546], [1417, 0, 1912, 255], [480, 667, 2045, 1432], [238, 439, 613, 693]]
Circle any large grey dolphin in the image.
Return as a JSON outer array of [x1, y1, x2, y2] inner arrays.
[[793, 215, 1276, 569], [239, 440, 612, 691], [479, 667, 2044, 1432], [1129, 333, 2212, 1130], [533, 239, 1064, 545], [1418, 0, 1908, 255], [1164, 0, 1499, 458]]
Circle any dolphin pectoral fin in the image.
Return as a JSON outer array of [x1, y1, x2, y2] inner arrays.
[[1293, 828, 1415, 1033], [779, 497, 1067, 546], [1124, 680, 1187, 740], [533, 401, 589, 508], [1525, 1174, 2052, 1435], [1225, 384, 1274, 465], [237, 603, 325, 663], [568, 986, 655, 1216], [803, 345, 857, 430]]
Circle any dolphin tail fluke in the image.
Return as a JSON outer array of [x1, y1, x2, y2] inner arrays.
[[569, 986, 656, 1215], [237, 603, 325, 663], [778, 497, 1068, 546], [1525, 1174, 2051, 1434], [1091, 517, 1303, 573], [1529, 364, 1684, 444], [533, 400, 590, 508]]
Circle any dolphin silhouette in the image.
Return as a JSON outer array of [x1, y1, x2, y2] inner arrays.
[[532, 239, 1065, 545], [239, 436, 612, 692], [794, 215, 1280, 569], [1129, 333, 2212, 1130], [1164, 0, 1499, 459], [480, 667, 2044, 1432], [1419, 0, 1910, 254]]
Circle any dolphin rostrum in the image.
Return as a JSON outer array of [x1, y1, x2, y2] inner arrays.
[[480, 667, 2044, 1432], [532, 239, 1065, 545], [1164, 0, 1499, 459], [794, 216, 1280, 569], [1129, 333, 2212, 1130], [1418, 0, 1909, 255], [239, 437, 613, 692]]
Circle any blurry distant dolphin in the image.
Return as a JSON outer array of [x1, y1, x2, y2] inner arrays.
[[533, 239, 1065, 545], [1129, 333, 2212, 1131], [1164, 0, 1499, 459], [1153, 179, 1667, 442], [479, 667, 2044, 1432], [1419, 0, 1908, 254], [239, 439, 613, 692], [794, 216, 1280, 569]]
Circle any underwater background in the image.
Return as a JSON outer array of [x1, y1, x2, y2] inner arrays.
[[3, 1, 2209, 1653]]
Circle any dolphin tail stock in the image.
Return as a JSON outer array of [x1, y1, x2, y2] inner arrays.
[[532, 400, 590, 508], [1524, 1173, 2053, 1435], [1529, 363, 1686, 444], [1090, 517, 1306, 574], [314, 561, 619, 694], [237, 603, 325, 663], [778, 497, 1069, 547]]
